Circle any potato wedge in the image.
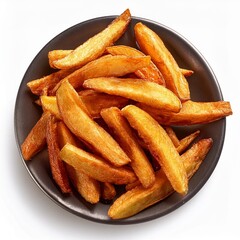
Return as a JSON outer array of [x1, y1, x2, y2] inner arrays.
[[134, 22, 190, 101], [101, 182, 116, 202], [57, 121, 100, 204], [177, 130, 200, 154], [46, 115, 71, 193], [27, 68, 75, 96], [121, 105, 188, 194], [106, 45, 165, 86], [79, 90, 128, 118], [52, 54, 151, 93], [138, 100, 233, 125], [41, 96, 61, 119], [83, 77, 182, 112], [52, 9, 131, 69], [101, 107, 155, 188], [60, 143, 137, 185], [48, 50, 72, 68], [41, 91, 128, 120], [108, 138, 213, 219], [56, 80, 131, 166], [164, 126, 180, 147], [21, 111, 51, 160]]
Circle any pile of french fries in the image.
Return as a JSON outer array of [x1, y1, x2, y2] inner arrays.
[[21, 9, 232, 219]]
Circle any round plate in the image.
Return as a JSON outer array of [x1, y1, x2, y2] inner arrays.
[[14, 15, 225, 224]]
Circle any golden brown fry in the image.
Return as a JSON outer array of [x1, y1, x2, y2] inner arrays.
[[138, 100, 233, 125], [108, 138, 213, 219], [52, 9, 131, 69], [101, 182, 116, 201], [134, 22, 190, 101], [106, 45, 165, 86], [60, 143, 137, 185], [48, 50, 72, 68], [21, 111, 51, 160], [57, 121, 100, 204], [101, 107, 155, 188], [83, 77, 182, 112], [165, 126, 180, 147], [177, 130, 200, 154], [41, 96, 61, 119], [121, 105, 188, 194], [56, 80, 131, 166], [181, 68, 194, 77], [79, 90, 129, 118], [27, 68, 75, 96], [52, 54, 151, 93], [46, 115, 71, 193]]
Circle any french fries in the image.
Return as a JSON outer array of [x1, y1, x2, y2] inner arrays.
[[106, 45, 166, 86], [134, 22, 190, 101], [60, 143, 137, 185], [56, 80, 131, 166], [101, 107, 155, 188], [108, 138, 213, 219], [52, 54, 151, 93], [137, 100, 232, 125], [46, 115, 71, 193], [122, 105, 188, 194], [83, 77, 182, 112], [52, 9, 131, 69], [21, 111, 51, 160], [57, 121, 100, 204], [20, 8, 233, 219]]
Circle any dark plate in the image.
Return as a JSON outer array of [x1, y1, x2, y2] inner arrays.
[[14, 15, 225, 224]]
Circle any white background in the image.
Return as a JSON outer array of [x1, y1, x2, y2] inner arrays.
[[1, 0, 239, 239]]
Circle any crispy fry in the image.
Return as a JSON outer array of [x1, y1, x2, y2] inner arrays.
[[181, 68, 194, 77], [21, 111, 51, 160], [101, 182, 116, 202], [56, 80, 131, 166], [41, 96, 61, 119], [121, 105, 188, 194], [101, 107, 155, 188], [108, 138, 213, 219], [138, 100, 233, 125], [52, 9, 131, 69], [60, 143, 137, 185], [79, 90, 128, 118], [177, 130, 200, 154], [165, 127, 180, 147], [52, 54, 151, 93], [106, 45, 165, 86], [27, 68, 75, 96], [83, 77, 182, 112], [46, 115, 71, 193], [48, 50, 72, 68], [57, 121, 100, 204], [134, 22, 190, 101]]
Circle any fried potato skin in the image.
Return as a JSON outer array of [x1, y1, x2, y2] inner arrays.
[[108, 138, 213, 219], [52, 9, 131, 69], [60, 143, 137, 185], [101, 107, 155, 188], [21, 111, 51, 160], [134, 22, 190, 101], [138, 100, 233, 125], [83, 77, 181, 112], [121, 105, 188, 194], [56, 80, 131, 166], [46, 115, 71, 193]]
